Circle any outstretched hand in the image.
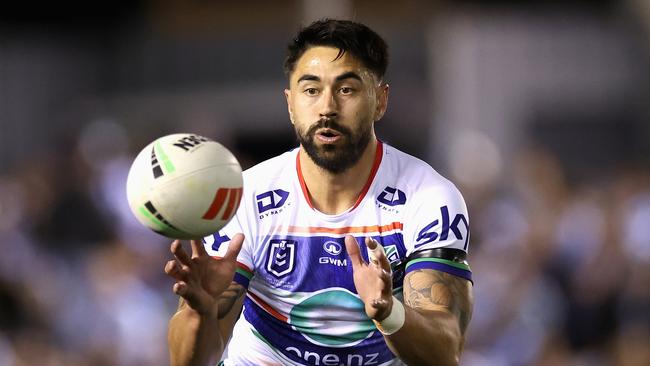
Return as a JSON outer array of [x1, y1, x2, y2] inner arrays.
[[164, 233, 244, 317], [345, 235, 393, 321]]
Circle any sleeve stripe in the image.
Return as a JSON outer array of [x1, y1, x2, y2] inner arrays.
[[406, 257, 471, 271], [405, 259, 473, 282], [234, 270, 251, 288]]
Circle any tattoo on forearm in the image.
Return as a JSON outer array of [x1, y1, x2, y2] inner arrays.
[[217, 283, 246, 318], [404, 270, 473, 334]]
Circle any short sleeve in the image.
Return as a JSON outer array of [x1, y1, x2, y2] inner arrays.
[[202, 203, 254, 289], [402, 181, 472, 281]]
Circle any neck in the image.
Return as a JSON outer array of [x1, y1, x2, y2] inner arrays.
[[299, 137, 380, 215]]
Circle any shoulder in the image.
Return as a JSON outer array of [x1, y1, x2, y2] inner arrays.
[[242, 148, 297, 188], [383, 144, 462, 201]]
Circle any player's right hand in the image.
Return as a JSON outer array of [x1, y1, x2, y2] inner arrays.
[[164, 233, 244, 317]]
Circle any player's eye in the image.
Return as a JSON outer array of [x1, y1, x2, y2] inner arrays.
[[304, 88, 319, 96], [339, 87, 354, 95]]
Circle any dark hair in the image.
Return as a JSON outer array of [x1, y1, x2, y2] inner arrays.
[[283, 19, 389, 81]]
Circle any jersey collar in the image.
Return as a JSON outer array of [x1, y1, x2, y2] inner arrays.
[[296, 140, 383, 212]]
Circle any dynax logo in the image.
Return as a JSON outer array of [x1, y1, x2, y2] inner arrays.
[[257, 189, 290, 214], [377, 186, 407, 206], [267, 239, 296, 277], [416, 205, 469, 250]]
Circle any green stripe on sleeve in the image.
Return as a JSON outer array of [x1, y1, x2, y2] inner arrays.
[[405, 257, 471, 271], [236, 267, 254, 280]]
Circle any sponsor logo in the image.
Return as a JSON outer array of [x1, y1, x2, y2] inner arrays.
[[319, 240, 346, 266], [285, 347, 379, 366], [416, 205, 469, 249], [266, 239, 296, 277], [173, 134, 210, 151], [202, 188, 242, 221], [318, 257, 348, 266], [322, 241, 342, 255], [383, 244, 399, 264], [257, 189, 290, 217], [377, 186, 407, 206], [288, 288, 375, 348]]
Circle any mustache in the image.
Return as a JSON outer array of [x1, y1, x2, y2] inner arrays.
[[307, 118, 351, 136]]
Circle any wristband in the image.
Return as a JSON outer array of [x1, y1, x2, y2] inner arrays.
[[373, 296, 406, 335]]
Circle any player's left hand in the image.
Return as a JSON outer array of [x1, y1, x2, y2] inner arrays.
[[345, 235, 393, 321]]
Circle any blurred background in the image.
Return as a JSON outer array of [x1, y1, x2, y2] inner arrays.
[[1, 0, 649, 365]]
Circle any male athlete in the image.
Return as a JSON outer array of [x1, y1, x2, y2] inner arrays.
[[165, 19, 473, 366]]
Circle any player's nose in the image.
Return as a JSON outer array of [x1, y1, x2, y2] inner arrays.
[[318, 88, 338, 118]]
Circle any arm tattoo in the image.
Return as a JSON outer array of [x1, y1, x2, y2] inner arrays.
[[404, 270, 473, 334], [217, 282, 246, 318]]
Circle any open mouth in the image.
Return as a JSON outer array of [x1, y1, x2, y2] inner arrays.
[[316, 129, 342, 143]]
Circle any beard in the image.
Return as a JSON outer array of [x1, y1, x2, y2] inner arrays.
[[296, 117, 372, 174]]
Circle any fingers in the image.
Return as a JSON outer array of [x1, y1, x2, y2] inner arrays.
[[164, 259, 187, 281], [190, 238, 209, 259], [171, 240, 192, 267], [223, 233, 245, 261], [366, 237, 391, 274], [345, 235, 364, 269]]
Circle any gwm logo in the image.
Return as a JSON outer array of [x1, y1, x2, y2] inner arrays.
[[267, 239, 296, 277], [323, 241, 342, 255], [377, 186, 406, 206]]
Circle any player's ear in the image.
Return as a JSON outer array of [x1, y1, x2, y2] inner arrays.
[[284, 88, 295, 125], [374, 83, 389, 122]]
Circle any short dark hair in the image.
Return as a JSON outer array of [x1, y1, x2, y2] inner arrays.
[[283, 19, 389, 81]]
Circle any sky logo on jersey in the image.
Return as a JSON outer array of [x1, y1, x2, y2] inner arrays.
[[267, 239, 296, 277], [257, 189, 290, 215], [415, 205, 469, 249], [377, 186, 406, 206]]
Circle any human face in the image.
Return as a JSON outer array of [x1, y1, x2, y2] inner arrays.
[[285, 46, 388, 174]]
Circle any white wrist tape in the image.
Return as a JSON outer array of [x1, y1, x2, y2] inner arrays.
[[373, 296, 406, 335]]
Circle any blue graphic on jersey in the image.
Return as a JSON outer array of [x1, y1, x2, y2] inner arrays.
[[415, 205, 469, 249], [266, 239, 296, 278], [202, 231, 230, 252], [377, 186, 407, 206], [256, 233, 407, 293], [256, 189, 290, 214], [244, 295, 395, 365]]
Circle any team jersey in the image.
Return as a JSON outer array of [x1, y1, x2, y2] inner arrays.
[[205, 141, 471, 366]]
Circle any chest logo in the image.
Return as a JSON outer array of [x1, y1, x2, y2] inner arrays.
[[257, 189, 290, 214], [323, 241, 342, 255], [267, 239, 296, 277], [377, 186, 407, 206]]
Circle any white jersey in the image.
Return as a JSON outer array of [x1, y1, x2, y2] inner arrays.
[[205, 142, 471, 366]]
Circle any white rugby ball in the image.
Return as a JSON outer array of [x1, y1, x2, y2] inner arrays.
[[126, 133, 243, 239]]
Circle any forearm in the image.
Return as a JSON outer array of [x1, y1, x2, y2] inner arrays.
[[383, 306, 462, 366], [168, 306, 224, 366]]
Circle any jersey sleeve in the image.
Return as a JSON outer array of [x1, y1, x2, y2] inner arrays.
[[203, 202, 254, 289], [402, 181, 472, 282]]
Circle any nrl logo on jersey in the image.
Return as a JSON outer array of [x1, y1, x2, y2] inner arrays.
[[257, 189, 291, 219], [376, 186, 406, 213], [266, 239, 296, 277]]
